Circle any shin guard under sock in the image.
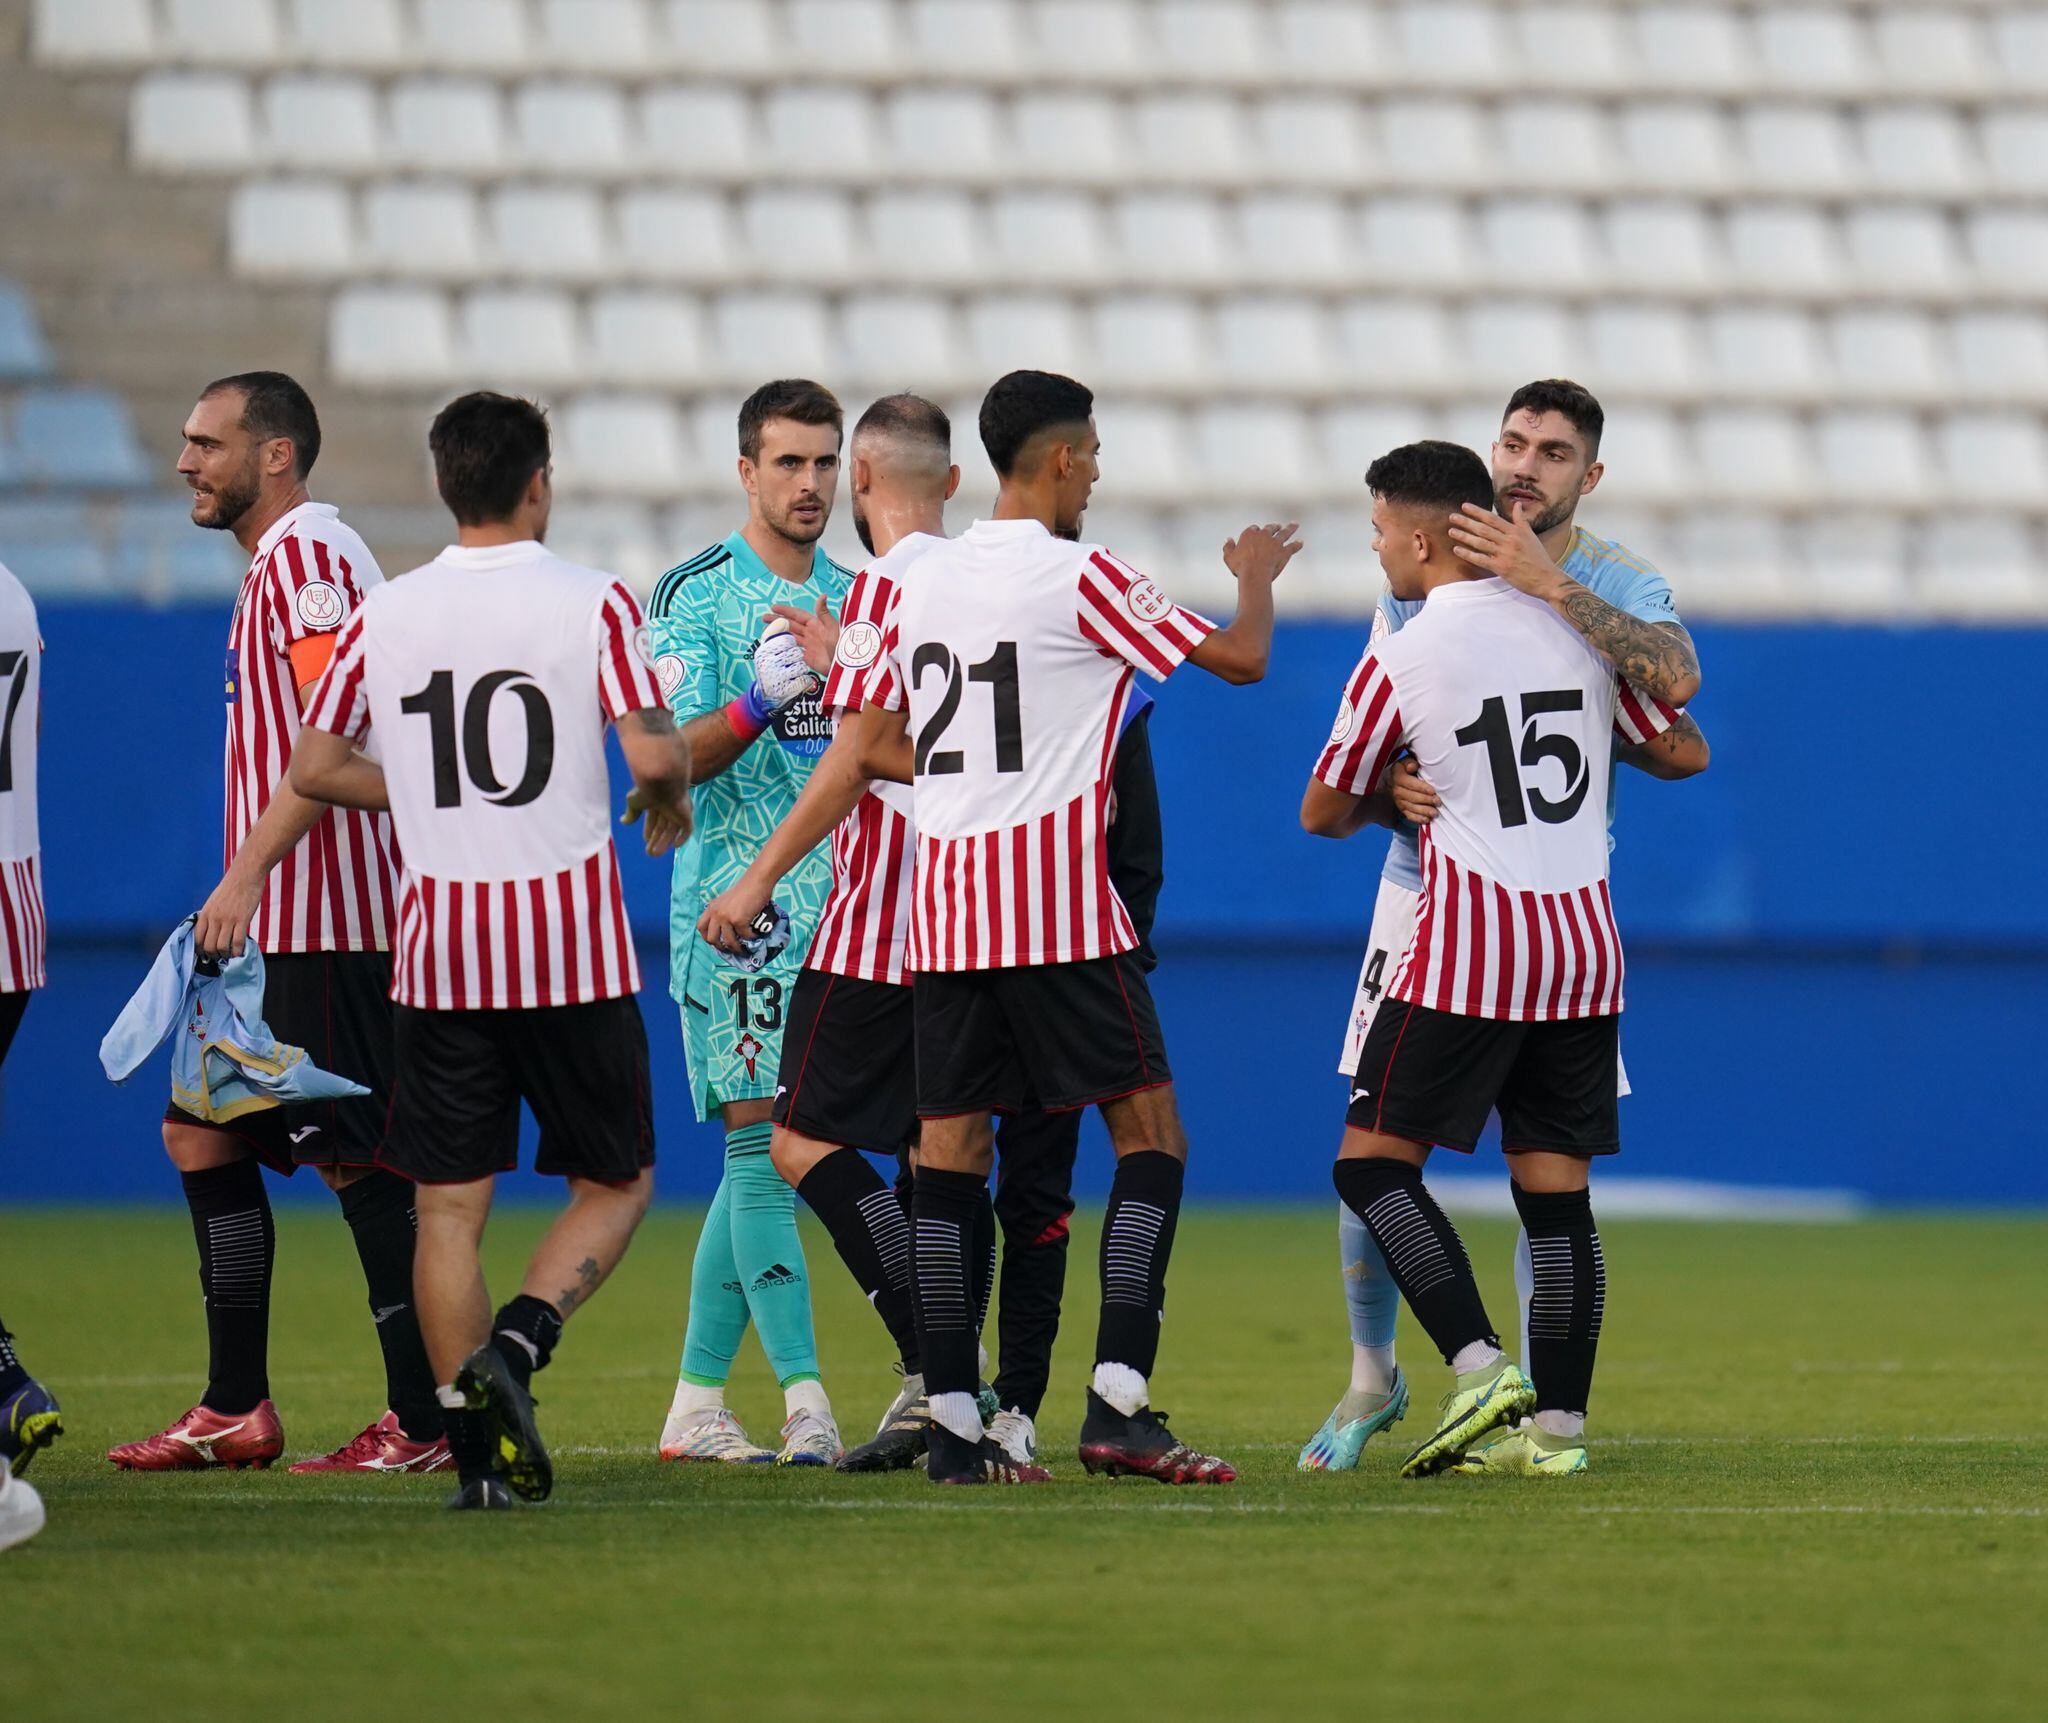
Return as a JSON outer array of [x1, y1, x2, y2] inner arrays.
[[182, 1159, 275, 1414], [724, 1126, 819, 1387], [796, 1147, 920, 1372], [1511, 1182, 1606, 1416], [1093, 1150, 1184, 1379], [680, 1170, 746, 1385], [337, 1170, 442, 1439], [1333, 1158, 1497, 1367], [912, 1166, 987, 1400], [491, 1294, 564, 1393]]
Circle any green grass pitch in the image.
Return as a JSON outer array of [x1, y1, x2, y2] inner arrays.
[[1, 1204, 2041, 1721]]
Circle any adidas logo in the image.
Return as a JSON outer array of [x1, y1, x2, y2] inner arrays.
[[749, 1262, 801, 1291], [720, 1279, 744, 1295]]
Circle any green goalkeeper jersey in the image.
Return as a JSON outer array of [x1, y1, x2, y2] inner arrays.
[[646, 530, 853, 1004]]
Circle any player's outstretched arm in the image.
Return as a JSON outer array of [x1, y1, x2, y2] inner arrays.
[[1445, 504, 1703, 705], [1187, 523, 1300, 685], [617, 707, 695, 857], [290, 726, 390, 812], [194, 777, 328, 960], [852, 702, 912, 786], [698, 722, 869, 952], [1616, 710, 1710, 780]]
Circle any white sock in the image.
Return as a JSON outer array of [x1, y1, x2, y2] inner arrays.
[[1533, 1409, 1585, 1440], [929, 1389, 984, 1442], [784, 1378, 831, 1421], [1092, 1361, 1148, 1417], [1450, 1340, 1504, 1376], [435, 1382, 466, 1410], [1349, 1342, 1397, 1396], [669, 1380, 724, 1418]]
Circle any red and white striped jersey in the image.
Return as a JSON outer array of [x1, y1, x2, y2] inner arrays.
[[1315, 577, 1679, 1021], [305, 540, 667, 1011], [804, 533, 935, 987], [0, 561, 46, 993], [876, 518, 1214, 972], [225, 501, 399, 954]]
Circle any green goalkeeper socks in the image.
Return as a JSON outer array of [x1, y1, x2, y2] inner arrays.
[[679, 1163, 746, 1386], [723, 1123, 821, 1389]]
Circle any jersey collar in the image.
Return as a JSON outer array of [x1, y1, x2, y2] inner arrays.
[[437, 539, 545, 569], [252, 499, 337, 562], [1422, 575, 1510, 607], [724, 528, 831, 588]]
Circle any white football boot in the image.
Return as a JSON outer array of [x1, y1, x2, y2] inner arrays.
[[0, 1466, 46, 1552], [775, 1407, 844, 1468], [658, 1403, 775, 1464]]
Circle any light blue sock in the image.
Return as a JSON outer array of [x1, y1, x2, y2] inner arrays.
[[1340, 1200, 1400, 1393], [679, 1165, 748, 1386], [724, 1122, 821, 1392]]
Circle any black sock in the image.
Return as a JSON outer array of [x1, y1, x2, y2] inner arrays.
[[1334, 1158, 1497, 1366], [1513, 1182, 1606, 1416], [443, 1404, 496, 1484], [336, 1170, 442, 1440], [0, 1317, 25, 1399], [183, 1160, 274, 1414], [796, 1147, 920, 1373], [991, 1110, 1081, 1419], [970, 1184, 996, 1341], [1093, 1150, 1183, 1378], [911, 1166, 986, 1399], [490, 1294, 564, 1393]]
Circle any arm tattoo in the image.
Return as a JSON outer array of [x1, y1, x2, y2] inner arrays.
[[1554, 586, 1701, 703], [1646, 711, 1704, 758], [554, 1255, 602, 1317]]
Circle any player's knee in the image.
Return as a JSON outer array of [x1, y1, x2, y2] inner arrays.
[[768, 1128, 825, 1187]]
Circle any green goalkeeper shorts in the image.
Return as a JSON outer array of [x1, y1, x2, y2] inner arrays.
[[676, 927, 809, 1124]]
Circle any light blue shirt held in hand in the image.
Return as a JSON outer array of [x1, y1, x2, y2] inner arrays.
[[100, 918, 369, 1123]]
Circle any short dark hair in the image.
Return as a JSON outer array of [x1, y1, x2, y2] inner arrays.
[[978, 370, 1093, 478], [201, 370, 321, 479], [1364, 440, 1497, 515], [738, 378, 843, 462], [1503, 378, 1604, 456], [853, 392, 951, 452], [428, 391, 551, 527]]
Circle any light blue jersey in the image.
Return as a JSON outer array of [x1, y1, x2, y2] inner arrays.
[[1376, 527, 1681, 891]]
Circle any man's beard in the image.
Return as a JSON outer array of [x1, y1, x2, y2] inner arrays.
[[1502, 493, 1574, 537], [769, 501, 827, 547], [852, 501, 874, 555], [191, 464, 261, 532]]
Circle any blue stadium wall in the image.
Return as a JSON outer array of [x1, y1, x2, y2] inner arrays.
[[5, 611, 2042, 1206]]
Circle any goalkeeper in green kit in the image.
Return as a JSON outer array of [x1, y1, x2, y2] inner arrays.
[[639, 381, 854, 1465]]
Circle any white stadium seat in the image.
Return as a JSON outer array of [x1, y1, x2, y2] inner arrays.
[[1980, 111, 2048, 193], [866, 191, 983, 284], [1950, 311, 2048, 397], [909, 0, 1029, 77], [713, 292, 834, 377], [1991, 11, 2048, 90], [1010, 94, 1123, 181], [765, 86, 878, 177], [965, 295, 1088, 378], [230, 179, 355, 277], [1705, 307, 1825, 395], [1153, 1, 1267, 80], [1274, 1, 1381, 80], [1740, 104, 1857, 191], [161, 0, 281, 66], [1618, 102, 1732, 191], [1495, 101, 1610, 189], [1510, 5, 1627, 85], [1603, 200, 1718, 288], [1463, 303, 1580, 386], [558, 396, 690, 498], [1967, 209, 2048, 286], [1134, 94, 1249, 182], [1799, 517, 1911, 617], [1631, 6, 1752, 91], [33, 0, 154, 64], [641, 87, 755, 176], [460, 289, 583, 384], [1358, 197, 1470, 284], [1874, 12, 1987, 92], [839, 293, 963, 386], [1190, 402, 1316, 495], [362, 182, 484, 276], [414, 0, 536, 73], [131, 74, 258, 171], [1091, 295, 1209, 387], [262, 76, 380, 172], [1378, 99, 1489, 185], [1318, 402, 1434, 485], [1237, 194, 1353, 287], [1861, 107, 1974, 194], [884, 89, 1001, 179], [513, 82, 633, 175], [663, 0, 777, 74], [785, 1, 903, 76], [1590, 406, 1685, 502], [330, 286, 457, 384], [615, 188, 737, 281], [1478, 198, 1597, 284], [286, 0, 406, 68], [988, 191, 1108, 283], [1831, 310, 1945, 398], [1756, 9, 1871, 94], [1814, 410, 1931, 503], [491, 185, 609, 278], [1843, 207, 1957, 290], [1677, 514, 1796, 613], [1214, 297, 1328, 386], [587, 290, 707, 385], [1938, 413, 2048, 501], [1337, 300, 1455, 386], [1252, 96, 1370, 186], [1113, 194, 1228, 283], [1725, 204, 1840, 290], [1089, 403, 1188, 500], [388, 80, 506, 175], [1024, 1, 1149, 79], [1693, 409, 1813, 501], [536, 0, 658, 75], [1921, 519, 2044, 617], [1394, 3, 1503, 82], [741, 190, 856, 278], [1585, 306, 1698, 393]]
